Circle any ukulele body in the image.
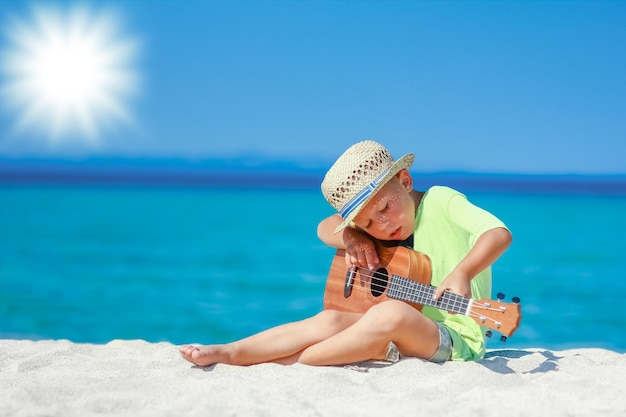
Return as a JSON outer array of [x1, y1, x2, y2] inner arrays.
[[323, 245, 432, 314]]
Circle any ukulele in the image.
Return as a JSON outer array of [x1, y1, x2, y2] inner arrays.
[[323, 245, 521, 339]]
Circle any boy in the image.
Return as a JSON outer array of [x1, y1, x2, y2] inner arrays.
[[180, 140, 511, 365]]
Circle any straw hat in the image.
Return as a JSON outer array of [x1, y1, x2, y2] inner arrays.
[[321, 140, 415, 233]]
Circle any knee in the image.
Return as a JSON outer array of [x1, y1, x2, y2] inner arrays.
[[366, 300, 416, 332], [312, 309, 347, 331]]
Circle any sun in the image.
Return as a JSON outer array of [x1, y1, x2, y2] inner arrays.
[[0, 4, 140, 145]]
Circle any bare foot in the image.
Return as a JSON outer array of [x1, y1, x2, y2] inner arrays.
[[179, 344, 228, 366]]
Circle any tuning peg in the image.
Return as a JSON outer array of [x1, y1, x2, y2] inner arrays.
[[497, 292, 505, 300], [500, 336, 507, 342], [485, 330, 492, 338], [512, 296, 520, 304]]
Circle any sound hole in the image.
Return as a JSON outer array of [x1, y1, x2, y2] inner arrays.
[[370, 268, 389, 297]]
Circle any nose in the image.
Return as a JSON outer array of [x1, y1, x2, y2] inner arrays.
[[374, 216, 389, 231]]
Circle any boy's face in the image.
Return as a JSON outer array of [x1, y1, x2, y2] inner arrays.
[[352, 170, 416, 241]]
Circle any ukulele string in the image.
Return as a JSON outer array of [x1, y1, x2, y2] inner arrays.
[[470, 302, 507, 313], [466, 301, 508, 330], [349, 268, 469, 301], [344, 283, 503, 330], [346, 271, 434, 302], [339, 269, 508, 332], [351, 269, 511, 313], [342, 268, 470, 311], [467, 311, 502, 329], [347, 268, 434, 293]]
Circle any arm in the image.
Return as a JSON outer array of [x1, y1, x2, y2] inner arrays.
[[317, 214, 380, 270], [317, 214, 346, 248], [433, 227, 512, 300]]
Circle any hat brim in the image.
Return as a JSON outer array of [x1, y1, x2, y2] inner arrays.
[[333, 153, 415, 234]]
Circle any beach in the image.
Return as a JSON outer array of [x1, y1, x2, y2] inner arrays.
[[1, 339, 624, 417]]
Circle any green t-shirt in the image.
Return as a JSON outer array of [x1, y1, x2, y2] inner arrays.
[[413, 186, 508, 361]]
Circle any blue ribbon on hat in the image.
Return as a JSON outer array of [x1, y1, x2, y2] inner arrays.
[[339, 167, 391, 219]]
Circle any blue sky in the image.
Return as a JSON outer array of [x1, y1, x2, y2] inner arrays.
[[0, 0, 625, 174]]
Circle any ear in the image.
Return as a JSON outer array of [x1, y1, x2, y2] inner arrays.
[[396, 169, 413, 191]]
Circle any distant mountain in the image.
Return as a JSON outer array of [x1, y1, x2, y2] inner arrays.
[[0, 156, 328, 189], [1, 156, 625, 194]]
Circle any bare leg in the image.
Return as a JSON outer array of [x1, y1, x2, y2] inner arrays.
[[179, 310, 362, 366], [297, 300, 441, 366]]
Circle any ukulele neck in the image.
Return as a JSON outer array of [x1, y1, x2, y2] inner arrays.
[[388, 274, 472, 315]]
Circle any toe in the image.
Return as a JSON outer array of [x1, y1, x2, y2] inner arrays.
[[179, 345, 197, 356]]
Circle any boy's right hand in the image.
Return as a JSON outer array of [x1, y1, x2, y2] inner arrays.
[[342, 227, 379, 270]]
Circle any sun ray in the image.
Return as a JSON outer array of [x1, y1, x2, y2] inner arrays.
[[0, 4, 140, 145]]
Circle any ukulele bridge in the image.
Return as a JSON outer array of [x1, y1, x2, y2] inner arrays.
[[344, 266, 357, 298]]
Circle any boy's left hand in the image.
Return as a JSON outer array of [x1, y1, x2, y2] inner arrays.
[[433, 270, 472, 301]]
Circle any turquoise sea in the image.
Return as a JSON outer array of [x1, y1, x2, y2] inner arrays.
[[1, 170, 626, 353]]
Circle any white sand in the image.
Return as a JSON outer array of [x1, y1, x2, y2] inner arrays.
[[1, 339, 624, 417]]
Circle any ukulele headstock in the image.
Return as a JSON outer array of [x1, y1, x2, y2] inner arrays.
[[470, 293, 521, 339]]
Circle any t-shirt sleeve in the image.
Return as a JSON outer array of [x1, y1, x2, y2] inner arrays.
[[441, 187, 509, 246]]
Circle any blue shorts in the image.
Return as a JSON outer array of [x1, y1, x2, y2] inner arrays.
[[385, 321, 453, 363]]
